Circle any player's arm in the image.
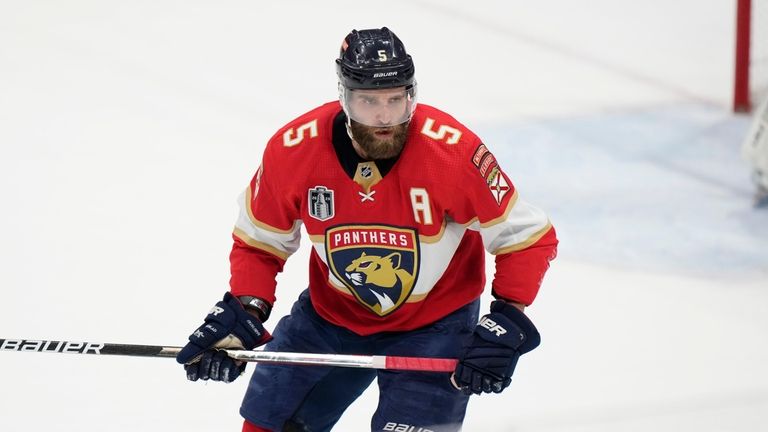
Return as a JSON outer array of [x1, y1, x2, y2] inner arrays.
[[487, 197, 558, 307], [229, 156, 302, 304], [451, 144, 558, 395], [177, 145, 302, 383]]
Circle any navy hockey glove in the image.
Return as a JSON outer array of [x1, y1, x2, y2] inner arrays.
[[176, 292, 272, 383], [452, 300, 540, 395]]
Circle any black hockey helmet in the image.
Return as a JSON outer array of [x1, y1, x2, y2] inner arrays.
[[335, 27, 416, 90], [336, 27, 417, 127]]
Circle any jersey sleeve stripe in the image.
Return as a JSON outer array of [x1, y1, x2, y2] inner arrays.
[[479, 190, 518, 228], [480, 195, 551, 254], [491, 222, 553, 255], [234, 190, 302, 258], [243, 187, 297, 235], [233, 227, 292, 260]]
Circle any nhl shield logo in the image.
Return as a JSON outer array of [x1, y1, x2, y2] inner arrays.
[[326, 225, 420, 316], [308, 186, 334, 221], [360, 164, 373, 179]]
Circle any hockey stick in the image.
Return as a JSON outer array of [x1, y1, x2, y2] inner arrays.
[[0, 338, 458, 372]]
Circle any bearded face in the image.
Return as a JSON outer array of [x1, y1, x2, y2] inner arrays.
[[349, 120, 410, 160]]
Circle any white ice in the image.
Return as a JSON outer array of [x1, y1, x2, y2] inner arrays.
[[1, 1, 766, 431]]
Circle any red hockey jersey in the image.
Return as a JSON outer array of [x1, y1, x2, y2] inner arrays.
[[230, 101, 557, 335]]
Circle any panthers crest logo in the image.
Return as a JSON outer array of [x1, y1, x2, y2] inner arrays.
[[326, 225, 420, 316]]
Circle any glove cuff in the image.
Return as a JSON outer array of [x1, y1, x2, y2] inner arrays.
[[223, 292, 272, 348], [475, 300, 541, 354]]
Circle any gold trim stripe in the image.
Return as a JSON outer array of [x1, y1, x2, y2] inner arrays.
[[244, 187, 297, 235], [233, 227, 291, 260], [306, 190, 518, 246], [405, 293, 429, 302], [418, 221, 447, 244], [480, 189, 518, 228], [448, 189, 519, 230], [328, 277, 354, 295], [491, 222, 553, 255]]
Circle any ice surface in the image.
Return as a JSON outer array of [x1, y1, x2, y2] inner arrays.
[[1, 1, 766, 431]]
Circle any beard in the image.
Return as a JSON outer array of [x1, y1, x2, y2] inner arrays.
[[349, 120, 410, 160]]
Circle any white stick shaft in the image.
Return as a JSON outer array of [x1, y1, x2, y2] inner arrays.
[[226, 349, 382, 369], [0, 338, 457, 372]]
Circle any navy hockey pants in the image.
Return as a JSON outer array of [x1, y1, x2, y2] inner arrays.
[[240, 289, 479, 432]]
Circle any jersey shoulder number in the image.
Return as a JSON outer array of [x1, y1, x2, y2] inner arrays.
[[283, 119, 318, 147], [269, 101, 339, 149], [420, 117, 462, 144]]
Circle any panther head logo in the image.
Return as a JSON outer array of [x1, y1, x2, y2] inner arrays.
[[344, 252, 415, 314], [326, 225, 420, 316]]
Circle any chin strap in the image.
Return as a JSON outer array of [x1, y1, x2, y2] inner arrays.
[[345, 122, 356, 142]]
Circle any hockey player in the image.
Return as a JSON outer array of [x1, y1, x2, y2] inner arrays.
[[177, 27, 558, 432]]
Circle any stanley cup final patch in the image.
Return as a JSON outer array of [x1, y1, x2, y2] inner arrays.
[[309, 186, 335, 221], [325, 225, 420, 316]]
